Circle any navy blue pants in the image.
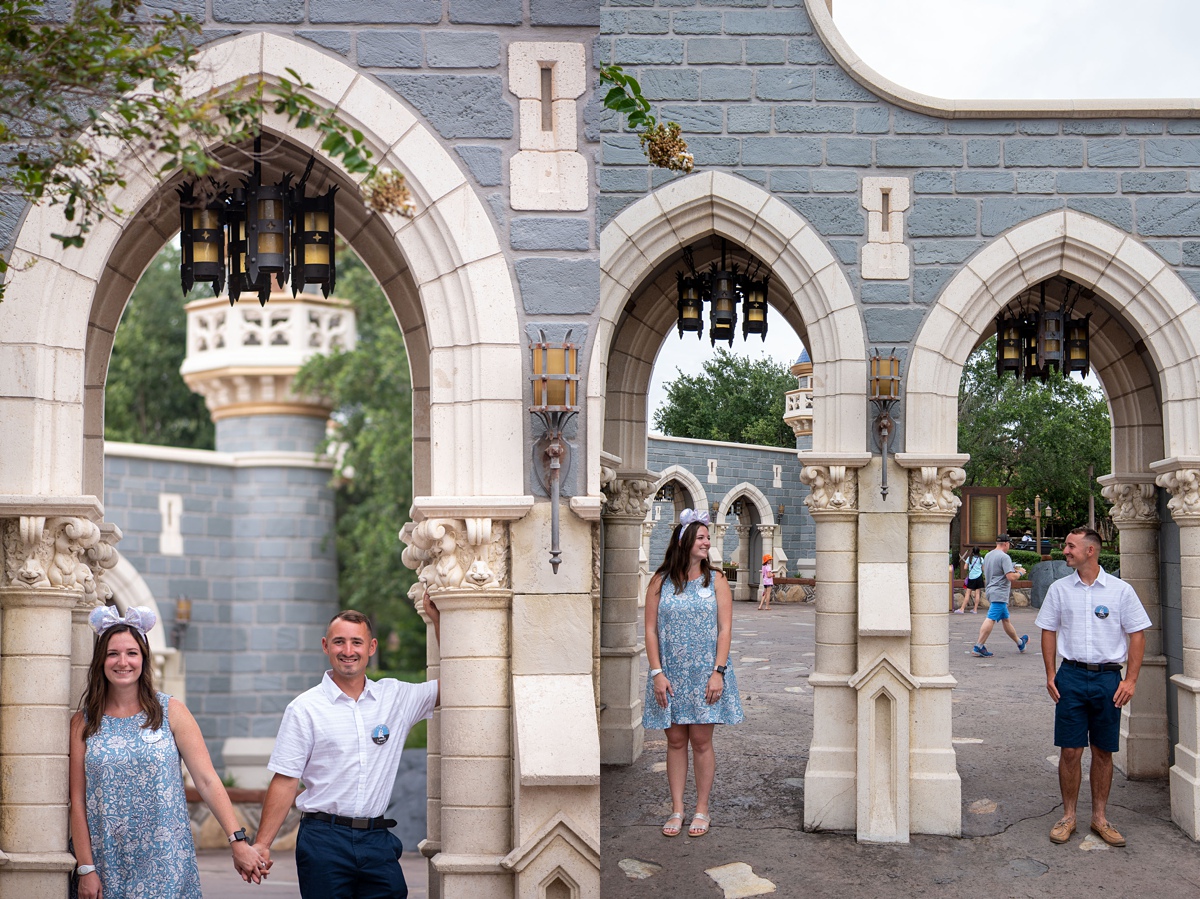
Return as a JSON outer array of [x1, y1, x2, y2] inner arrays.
[[295, 817, 407, 899], [1053, 663, 1122, 752]]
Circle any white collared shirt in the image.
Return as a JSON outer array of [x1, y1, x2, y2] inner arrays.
[[268, 671, 438, 818], [1034, 568, 1151, 665]]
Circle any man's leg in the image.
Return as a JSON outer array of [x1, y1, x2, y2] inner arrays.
[[1051, 663, 1088, 842], [1000, 618, 1022, 644], [354, 829, 408, 899], [1058, 746, 1085, 821], [976, 618, 995, 646], [296, 818, 358, 899], [1090, 747, 1114, 825]]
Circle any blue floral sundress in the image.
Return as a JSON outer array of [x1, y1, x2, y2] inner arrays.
[[643, 575, 744, 729], [84, 692, 202, 898]]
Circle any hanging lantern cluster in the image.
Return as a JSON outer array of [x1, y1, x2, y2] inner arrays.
[[674, 240, 770, 346], [995, 279, 1091, 381], [178, 141, 337, 306]]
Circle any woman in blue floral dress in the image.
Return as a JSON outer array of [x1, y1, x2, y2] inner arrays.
[[69, 606, 267, 898], [643, 509, 743, 838]]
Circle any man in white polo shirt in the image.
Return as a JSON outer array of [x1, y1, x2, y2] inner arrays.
[[1036, 526, 1149, 848], [253, 605, 440, 898]]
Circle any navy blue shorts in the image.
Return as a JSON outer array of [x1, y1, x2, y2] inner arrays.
[[1053, 663, 1122, 752], [296, 817, 407, 899]]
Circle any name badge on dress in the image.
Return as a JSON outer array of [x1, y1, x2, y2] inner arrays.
[[1094, 605, 1110, 619], [142, 728, 165, 744], [371, 724, 390, 745], [698, 586, 713, 598]]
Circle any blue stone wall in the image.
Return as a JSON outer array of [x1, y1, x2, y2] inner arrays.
[[215, 414, 328, 454]]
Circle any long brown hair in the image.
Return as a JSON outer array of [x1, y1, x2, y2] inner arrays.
[[654, 521, 714, 594], [80, 624, 161, 740]]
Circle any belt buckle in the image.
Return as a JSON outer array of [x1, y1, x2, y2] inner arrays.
[[351, 817, 371, 829]]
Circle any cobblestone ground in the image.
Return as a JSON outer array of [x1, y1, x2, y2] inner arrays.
[[602, 601, 1200, 898]]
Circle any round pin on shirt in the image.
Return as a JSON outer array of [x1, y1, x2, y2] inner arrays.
[[371, 724, 390, 745], [1095, 605, 1110, 619]]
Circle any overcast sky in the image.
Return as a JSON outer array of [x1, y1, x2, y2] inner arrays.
[[646, 1, 1200, 418]]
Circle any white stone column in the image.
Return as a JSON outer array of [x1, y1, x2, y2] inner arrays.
[[709, 523, 727, 566], [412, 585, 443, 899], [639, 520, 655, 610], [733, 524, 752, 602], [1100, 477, 1170, 779], [598, 473, 654, 765], [757, 524, 777, 573], [1154, 466, 1200, 838]]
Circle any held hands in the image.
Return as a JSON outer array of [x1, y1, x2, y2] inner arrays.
[[233, 840, 272, 884], [78, 871, 102, 899], [652, 671, 673, 708], [705, 672, 724, 705]]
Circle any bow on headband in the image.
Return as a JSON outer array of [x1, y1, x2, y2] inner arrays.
[[679, 508, 711, 527], [89, 605, 157, 638]]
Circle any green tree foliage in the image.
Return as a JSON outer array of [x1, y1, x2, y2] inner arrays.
[[653, 348, 797, 448], [294, 248, 424, 673], [958, 336, 1111, 534], [104, 244, 214, 449]]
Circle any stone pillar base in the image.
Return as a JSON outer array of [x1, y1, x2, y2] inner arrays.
[[909, 677, 961, 836], [1117, 656, 1170, 779], [0, 852, 75, 899], [599, 646, 644, 764], [803, 678, 857, 832], [1170, 674, 1200, 839]]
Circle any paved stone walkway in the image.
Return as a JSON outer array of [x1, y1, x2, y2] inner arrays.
[[602, 601, 1200, 898]]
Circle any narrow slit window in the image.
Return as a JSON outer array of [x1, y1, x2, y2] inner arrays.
[[880, 189, 891, 234], [540, 66, 554, 131]]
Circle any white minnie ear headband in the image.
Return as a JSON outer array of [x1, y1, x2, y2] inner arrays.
[[679, 508, 710, 527], [89, 605, 157, 638]]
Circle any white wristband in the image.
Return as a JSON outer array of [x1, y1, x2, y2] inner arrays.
[[649, 668, 663, 678]]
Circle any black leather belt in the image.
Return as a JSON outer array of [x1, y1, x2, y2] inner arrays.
[[302, 811, 396, 830], [1063, 659, 1123, 673]]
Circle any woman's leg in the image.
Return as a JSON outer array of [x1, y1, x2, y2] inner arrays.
[[689, 724, 717, 817], [665, 723, 690, 816]]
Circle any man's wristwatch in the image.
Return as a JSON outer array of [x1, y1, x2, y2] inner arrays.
[[649, 668, 663, 678], [714, 664, 727, 678], [228, 829, 249, 844], [76, 864, 97, 877]]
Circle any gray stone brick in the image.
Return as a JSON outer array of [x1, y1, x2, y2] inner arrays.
[[1067, 198, 1132, 232], [1056, 172, 1117, 194], [597, 194, 638, 229], [1167, 120, 1200, 135], [966, 139, 1000, 167], [510, 217, 590, 251], [1018, 120, 1059, 135], [1146, 139, 1200, 167], [614, 38, 683, 64], [381, 75, 512, 139], [856, 106, 889, 134], [455, 146, 502, 186], [688, 136, 741, 165], [860, 282, 910, 303], [893, 110, 944, 134], [1122, 171, 1186, 193], [913, 240, 983, 264], [864, 307, 926, 343], [949, 120, 1016, 135], [875, 138, 962, 168], [638, 69, 700, 101], [828, 239, 857, 264], [913, 172, 953, 194], [518, 258, 600, 314], [1085, 139, 1141, 167], [213, 0, 302, 21], [736, 169, 767, 186], [745, 39, 786, 64], [825, 138, 872, 166], [295, 30, 351, 56], [1179, 270, 1200, 299], [981, 198, 1064, 236], [727, 106, 771, 133], [776, 105, 853, 133], [814, 67, 873, 101], [701, 68, 753, 100], [1183, 241, 1200, 265], [724, 9, 811, 34], [955, 172, 1014, 193], [426, 32, 500, 68], [617, 10, 670, 32], [1191, 173, 1200, 192], [661, 104, 724, 133], [811, 170, 858, 193], [309, 0, 439, 23], [741, 137, 821, 166], [449, 0, 520, 24], [1126, 120, 1164, 135], [1062, 120, 1121, 135], [357, 31, 422, 68], [1003, 139, 1084, 167], [1136, 197, 1200, 236], [908, 199, 977, 237], [687, 38, 742, 64], [530, 0, 599, 25], [786, 197, 864, 236], [1147, 240, 1183, 265], [787, 37, 832, 64], [755, 68, 813, 101], [913, 267, 954, 305], [1016, 171, 1055, 193], [770, 170, 810, 192], [672, 10, 723, 34]]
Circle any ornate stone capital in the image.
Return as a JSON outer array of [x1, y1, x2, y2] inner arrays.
[[800, 465, 858, 512], [1154, 469, 1200, 520], [907, 466, 965, 515], [400, 517, 510, 591], [1, 516, 119, 603], [757, 524, 777, 536], [1101, 481, 1159, 527], [600, 475, 655, 518], [734, 524, 752, 537]]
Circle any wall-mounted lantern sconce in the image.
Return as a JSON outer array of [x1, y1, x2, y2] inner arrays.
[[656, 482, 675, 502], [731, 498, 744, 517], [869, 350, 901, 499], [778, 503, 785, 521], [172, 595, 192, 649], [530, 330, 580, 574], [710, 501, 720, 515]]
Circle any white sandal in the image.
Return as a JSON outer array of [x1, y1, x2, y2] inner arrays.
[[688, 813, 711, 837], [662, 812, 684, 837]]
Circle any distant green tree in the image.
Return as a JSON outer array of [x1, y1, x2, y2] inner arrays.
[[958, 336, 1111, 535], [295, 247, 423, 672], [653, 348, 796, 448], [104, 245, 214, 450]]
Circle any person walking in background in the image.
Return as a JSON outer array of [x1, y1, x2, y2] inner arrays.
[[973, 534, 1028, 657], [643, 508, 744, 838], [956, 546, 985, 614], [757, 553, 774, 610], [1037, 527, 1150, 847]]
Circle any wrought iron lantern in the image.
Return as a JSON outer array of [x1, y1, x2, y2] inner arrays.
[[731, 498, 744, 516], [177, 182, 226, 297], [994, 313, 1023, 378], [672, 240, 768, 345], [1065, 313, 1091, 376], [742, 268, 769, 340], [656, 482, 675, 502], [994, 278, 1092, 382], [291, 160, 338, 298], [708, 264, 738, 346], [675, 271, 705, 338], [869, 350, 901, 500], [530, 330, 580, 574]]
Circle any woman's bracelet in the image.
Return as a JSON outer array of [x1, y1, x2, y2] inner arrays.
[[649, 668, 663, 678]]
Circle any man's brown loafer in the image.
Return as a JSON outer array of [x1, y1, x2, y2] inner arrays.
[[1049, 818, 1076, 843], [1090, 821, 1126, 847]]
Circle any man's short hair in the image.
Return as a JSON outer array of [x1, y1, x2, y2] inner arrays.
[[328, 609, 375, 638], [1068, 526, 1103, 552]]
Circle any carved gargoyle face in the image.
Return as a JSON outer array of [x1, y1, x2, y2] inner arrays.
[[16, 555, 48, 586]]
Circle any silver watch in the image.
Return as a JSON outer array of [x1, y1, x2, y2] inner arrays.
[[77, 864, 97, 877]]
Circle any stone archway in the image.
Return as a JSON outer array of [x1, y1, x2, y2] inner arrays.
[[717, 482, 776, 602], [907, 209, 1200, 838]]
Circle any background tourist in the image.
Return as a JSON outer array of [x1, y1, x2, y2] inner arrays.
[[973, 534, 1028, 657], [758, 553, 775, 610], [956, 546, 985, 614]]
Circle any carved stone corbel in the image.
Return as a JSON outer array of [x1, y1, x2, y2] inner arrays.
[[1101, 481, 1159, 527], [908, 466, 966, 515], [1154, 469, 1200, 519], [600, 475, 655, 519], [399, 517, 510, 591], [1, 516, 119, 603], [800, 465, 857, 512]]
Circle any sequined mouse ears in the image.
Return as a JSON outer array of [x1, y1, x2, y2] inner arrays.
[[679, 508, 710, 527], [89, 605, 157, 637]]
